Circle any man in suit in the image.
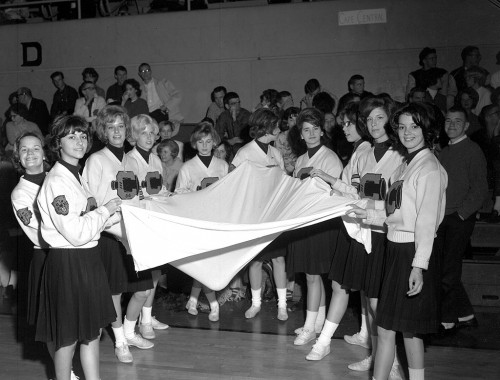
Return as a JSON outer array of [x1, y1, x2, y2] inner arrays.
[[17, 87, 50, 136]]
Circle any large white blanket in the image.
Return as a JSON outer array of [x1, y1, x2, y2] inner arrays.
[[118, 161, 370, 290]]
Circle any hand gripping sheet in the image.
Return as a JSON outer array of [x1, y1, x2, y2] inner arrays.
[[118, 161, 371, 290]]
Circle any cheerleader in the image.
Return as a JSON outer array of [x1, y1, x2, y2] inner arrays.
[[82, 106, 157, 364], [176, 122, 228, 321], [36, 115, 121, 380], [230, 108, 288, 321], [306, 98, 404, 379], [287, 108, 343, 346], [348, 102, 447, 380], [124, 114, 169, 339]]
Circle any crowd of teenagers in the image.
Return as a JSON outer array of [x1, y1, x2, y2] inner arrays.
[[1, 44, 499, 380]]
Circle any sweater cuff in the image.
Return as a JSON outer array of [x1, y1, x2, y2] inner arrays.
[[411, 256, 429, 270]]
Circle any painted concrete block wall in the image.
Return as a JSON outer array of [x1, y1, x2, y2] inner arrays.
[[1, 0, 498, 123]]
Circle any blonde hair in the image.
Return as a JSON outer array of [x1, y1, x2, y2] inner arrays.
[[129, 114, 159, 144]]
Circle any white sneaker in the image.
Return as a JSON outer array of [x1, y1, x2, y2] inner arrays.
[[126, 333, 154, 349], [306, 341, 330, 361], [209, 305, 219, 322], [389, 363, 404, 380], [277, 307, 288, 321], [344, 332, 371, 349], [151, 316, 169, 330], [139, 322, 155, 339], [348, 355, 373, 371], [114, 343, 133, 363], [186, 299, 198, 316], [71, 371, 80, 380], [294, 328, 316, 346], [295, 324, 323, 335], [245, 305, 261, 319]]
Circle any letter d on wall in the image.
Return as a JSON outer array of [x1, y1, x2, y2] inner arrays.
[[21, 42, 42, 67]]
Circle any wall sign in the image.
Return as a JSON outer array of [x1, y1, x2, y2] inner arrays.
[[338, 9, 387, 26], [21, 42, 42, 67]]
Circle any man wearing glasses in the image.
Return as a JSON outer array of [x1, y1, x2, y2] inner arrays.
[[138, 63, 183, 124], [215, 92, 251, 153], [16, 87, 50, 136]]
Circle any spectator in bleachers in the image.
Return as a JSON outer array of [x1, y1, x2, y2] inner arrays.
[[4, 104, 43, 153], [157, 139, 183, 192], [17, 87, 50, 136], [449, 46, 488, 107], [490, 51, 500, 89], [275, 106, 298, 175], [256, 89, 280, 115], [206, 86, 226, 123], [421, 68, 447, 114], [138, 62, 183, 124], [106, 65, 128, 105], [338, 75, 374, 113], [215, 91, 251, 152], [73, 81, 106, 123], [300, 78, 338, 113], [405, 47, 448, 101], [278, 90, 294, 111], [465, 66, 492, 116], [49, 71, 78, 120], [455, 88, 481, 136], [81, 67, 106, 98], [121, 78, 149, 119]]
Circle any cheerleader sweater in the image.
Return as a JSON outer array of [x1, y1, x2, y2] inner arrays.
[[366, 149, 448, 269]]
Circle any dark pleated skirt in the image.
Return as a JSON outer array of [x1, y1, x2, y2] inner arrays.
[[376, 241, 439, 335], [27, 248, 48, 326], [361, 231, 387, 299], [287, 218, 341, 275], [328, 223, 368, 292], [35, 245, 117, 349], [100, 233, 153, 294]]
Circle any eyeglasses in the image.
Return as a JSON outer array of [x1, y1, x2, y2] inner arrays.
[[229, 101, 240, 106], [486, 111, 500, 118], [139, 68, 151, 73], [82, 87, 95, 91], [341, 121, 353, 128]]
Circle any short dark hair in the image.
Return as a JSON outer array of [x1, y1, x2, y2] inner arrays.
[[82, 67, 99, 81], [312, 92, 335, 114], [461, 46, 479, 62], [390, 102, 438, 153], [211, 86, 227, 102], [223, 92, 239, 107], [418, 47, 436, 66], [49, 115, 92, 157], [408, 87, 427, 102], [248, 108, 280, 139], [50, 71, 64, 80], [304, 79, 320, 95], [95, 105, 131, 143], [348, 74, 364, 89], [114, 65, 127, 75], [138, 62, 150, 71], [447, 106, 469, 122], [123, 78, 141, 97], [260, 89, 280, 107]]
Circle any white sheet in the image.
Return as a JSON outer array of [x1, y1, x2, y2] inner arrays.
[[118, 161, 370, 290]]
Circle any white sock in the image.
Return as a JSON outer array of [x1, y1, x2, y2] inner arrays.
[[316, 305, 326, 323], [393, 351, 400, 366], [359, 312, 369, 339], [141, 306, 152, 324], [317, 320, 339, 346], [251, 288, 262, 307], [112, 326, 126, 346], [276, 288, 287, 308], [189, 286, 202, 304], [123, 317, 137, 339], [409, 367, 424, 380], [205, 291, 218, 310], [304, 310, 318, 331]]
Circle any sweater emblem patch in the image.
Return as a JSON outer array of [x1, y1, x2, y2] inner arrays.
[[16, 207, 33, 226], [52, 195, 69, 216]]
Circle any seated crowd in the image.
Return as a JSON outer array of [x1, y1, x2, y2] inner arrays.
[[0, 45, 499, 380]]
